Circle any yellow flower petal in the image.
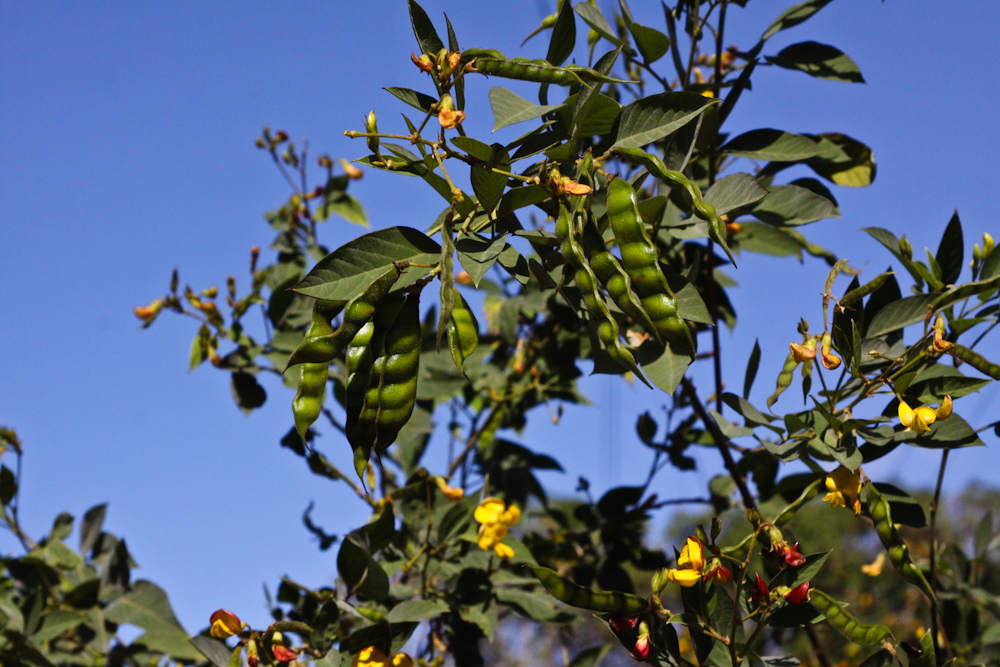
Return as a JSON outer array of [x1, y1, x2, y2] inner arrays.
[[474, 497, 505, 525], [391, 654, 415, 667], [677, 537, 704, 571], [898, 399, 914, 428], [823, 466, 862, 515], [352, 646, 389, 667], [477, 522, 507, 550], [936, 395, 952, 421], [500, 504, 521, 526], [911, 406, 937, 433], [666, 568, 702, 588], [493, 542, 514, 560], [861, 552, 885, 577]]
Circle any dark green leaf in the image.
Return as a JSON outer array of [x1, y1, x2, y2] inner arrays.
[[703, 173, 768, 216], [737, 222, 801, 258], [451, 136, 494, 162], [637, 341, 692, 394], [80, 503, 107, 555], [310, 600, 341, 654], [383, 87, 436, 113], [908, 365, 990, 402], [871, 482, 926, 528], [456, 233, 508, 287], [231, 372, 266, 415], [630, 23, 670, 64], [489, 87, 561, 131], [767, 41, 864, 83], [190, 636, 233, 667], [807, 133, 876, 187], [611, 92, 717, 150], [386, 599, 450, 623], [546, 0, 576, 66], [935, 210, 964, 285], [912, 414, 985, 449], [105, 581, 200, 660], [0, 465, 15, 506], [294, 227, 441, 301], [408, 0, 444, 58], [931, 274, 1000, 311], [981, 244, 1000, 280], [744, 339, 761, 399], [573, 3, 621, 45], [337, 535, 390, 602]]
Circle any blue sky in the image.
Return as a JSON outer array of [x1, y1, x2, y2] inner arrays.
[[2, 0, 999, 638]]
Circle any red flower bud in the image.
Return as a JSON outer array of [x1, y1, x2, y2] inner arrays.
[[781, 542, 806, 567], [630, 633, 649, 661], [273, 644, 298, 662], [609, 616, 638, 633], [784, 582, 810, 605], [750, 573, 769, 607]]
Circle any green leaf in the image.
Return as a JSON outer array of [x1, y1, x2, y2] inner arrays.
[[337, 535, 390, 602], [32, 609, 88, 642], [610, 92, 717, 150], [767, 41, 864, 83], [865, 294, 937, 338], [703, 173, 768, 216], [722, 129, 830, 161], [935, 210, 964, 285], [105, 581, 200, 660], [79, 503, 107, 555], [456, 233, 508, 287], [736, 222, 801, 258], [546, 0, 576, 66], [760, 0, 834, 42], [674, 281, 713, 325], [0, 465, 15, 506], [629, 23, 670, 64], [908, 365, 990, 402], [386, 599, 450, 623], [190, 636, 232, 667], [527, 565, 648, 614], [638, 341, 692, 394], [230, 372, 266, 415], [573, 3, 621, 46], [807, 133, 876, 187], [496, 587, 572, 622], [871, 482, 926, 528], [489, 87, 561, 131], [383, 87, 436, 113], [744, 339, 761, 399], [408, 0, 444, 58], [751, 184, 839, 226], [294, 227, 441, 302], [470, 163, 507, 215], [912, 414, 986, 449], [981, 244, 1000, 280], [451, 136, 494, 162]]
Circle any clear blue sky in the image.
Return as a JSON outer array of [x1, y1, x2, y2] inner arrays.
[[2, 0, 998, 638]]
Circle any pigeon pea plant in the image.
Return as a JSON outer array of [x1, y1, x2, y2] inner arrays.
[[129, 1, 1000, 667]]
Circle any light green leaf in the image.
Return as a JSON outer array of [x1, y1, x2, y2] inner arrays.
[[105, 580, 200, 660], [629, 23, 670, 64], [703, 173, 769, 216], [456, 233, 508, 287], [736, 222, 801, 258], [572, 2, 621, 45], [294, 227, 441, 301], [386, 599, 451, 623], [865, 294, 938, 338], [610, 92, 717, 150], [638, 342, 692, 394], [489, 87, 561, 131], [760, 0, 834, 42], [932, 275, 1000, 311], [768, 41, 864, 83], [722, 129, 831, 161], [752, 184, 840, 226]]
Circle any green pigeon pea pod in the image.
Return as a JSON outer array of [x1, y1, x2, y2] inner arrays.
[[528, 566, 649, 614], [348, 290, 422, 477], [460, 49, 632, 86], [613, 147, 736, 265], [579, 212, 659, 338], [285, 263, 402, 369], [865, 482, 937, 602], [344, 320, 376, 474], [809, 589, 892, 647], [948, 343, 1000, 380], [291, 299, 344, 441], [555, 205, 650, 387], [606, 177, 695, 356], [447, 289, 479, 375], [767, 350, 798, 409]]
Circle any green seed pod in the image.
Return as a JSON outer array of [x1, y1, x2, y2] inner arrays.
[[839, 272, 893, 309], [447, 290, 479, 375], [865, 482, 936, 601], [606, 178, 694, 356], [286, 264, 402, 369], [528, 566, 649, 614], [291, 300, 344, 441], [767, 350, 798, 408], [809, 589, 892, 647], [948, 343, 1000, 380], [344, 320, 376, 471], [462, 49, 631, 86], [555, 205, 650, 387]]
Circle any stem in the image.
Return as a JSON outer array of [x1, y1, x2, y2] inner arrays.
[[928, 448, 950, 666], [804, 626, 833, 667], [681, 377, 758, 513]]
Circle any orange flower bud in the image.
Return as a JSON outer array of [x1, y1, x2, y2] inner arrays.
[[448, 51, 462, 73], [209, 609, 242, 638], [789, 342, 816, 363], [821, 348, 842, 370], [725, 221, 742, 236], [558, 177, 593, 196], [455, 270, 473, 285], [411, 52, 433, 73], [340, 158, 363, 180], [134, 299, 163, 320], [434, 476, 464, 501]]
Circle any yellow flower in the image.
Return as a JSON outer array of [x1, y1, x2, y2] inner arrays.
[[789, 341, 816, 363], [391, 653, 415, 667], [435, 476, 464, 501], [209, 609, 242, 638], [822, 465, 863, 516], [861, 552, 885, 577], [352, 646, 389, 667], [676, 537, 705, 571], [898, 396, 952, 434], [474, 497, 520, 560], [666, 536, 706, 587]]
